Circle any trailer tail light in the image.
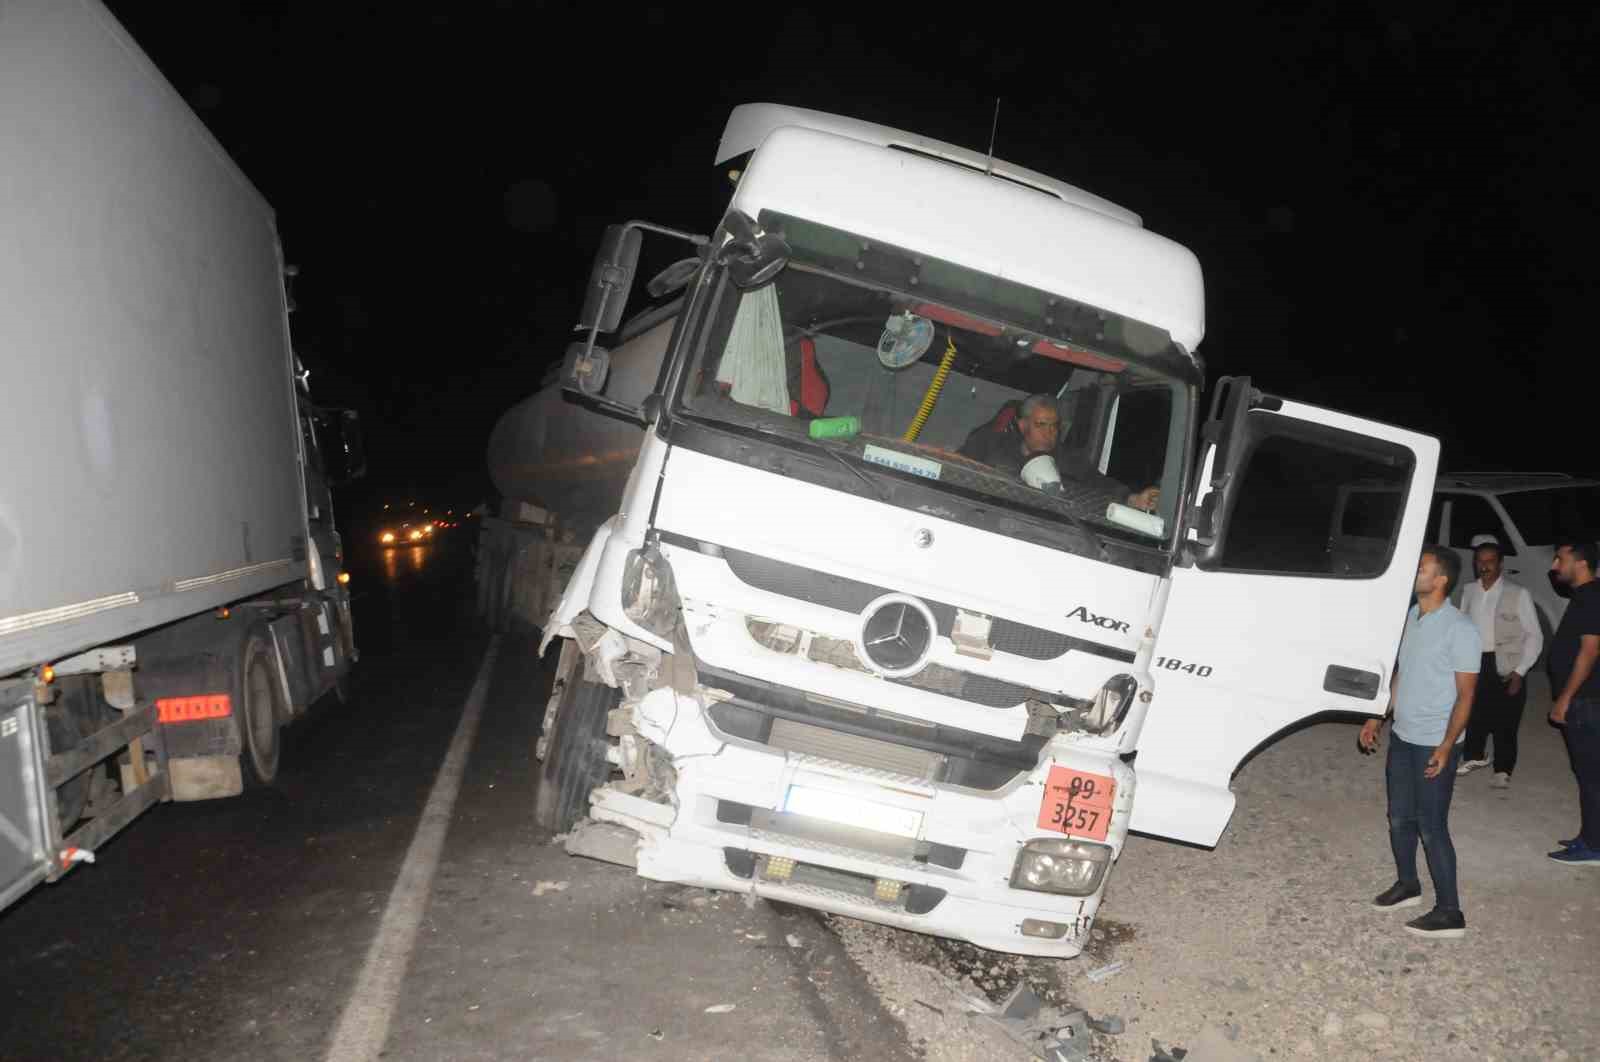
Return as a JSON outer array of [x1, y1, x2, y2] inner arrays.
[[157, 694, 232, 723]]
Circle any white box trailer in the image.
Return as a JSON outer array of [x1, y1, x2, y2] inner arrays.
[[0, 0, 364, 914], [480, 104, 1440, 957]]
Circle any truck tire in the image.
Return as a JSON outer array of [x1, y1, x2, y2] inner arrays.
[[237, 630, 283, 787], [533, 659, 618, 833]]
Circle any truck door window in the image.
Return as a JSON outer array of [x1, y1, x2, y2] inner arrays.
[[1216, 419, 1413, 577], [1446, 495, 1503, 550]]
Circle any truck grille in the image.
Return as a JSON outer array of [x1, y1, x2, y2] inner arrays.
[[794, 631, 1075, 711], [700, 539, 1134, 663], [768, 717, 943, 780]]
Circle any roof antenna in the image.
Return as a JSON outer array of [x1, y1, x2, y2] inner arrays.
[[985, 98, 1001, 176]]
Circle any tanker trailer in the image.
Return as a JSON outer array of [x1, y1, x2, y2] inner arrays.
[[477, 301, 678, 629]]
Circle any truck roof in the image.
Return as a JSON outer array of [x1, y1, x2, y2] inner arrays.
[[726, 120, 1206, 352], [718, 104, 1142, 227]]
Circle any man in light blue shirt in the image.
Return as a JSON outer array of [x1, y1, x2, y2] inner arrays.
[[1360, 545, 1480, 939]]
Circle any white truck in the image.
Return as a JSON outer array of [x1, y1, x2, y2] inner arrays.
[[478, 104, 1438, 957], [0, 0, 364, 915]]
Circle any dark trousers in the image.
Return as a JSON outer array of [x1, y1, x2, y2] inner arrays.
[[1563, 698, 1600, 849], [1462, 652, 1528, 774], [1387, 737, 1461, 912]]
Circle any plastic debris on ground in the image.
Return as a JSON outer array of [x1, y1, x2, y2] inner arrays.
[[1084, 959, 1127, 983]]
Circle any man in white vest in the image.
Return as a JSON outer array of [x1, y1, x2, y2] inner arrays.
[[1457, 536, 1543, 787]]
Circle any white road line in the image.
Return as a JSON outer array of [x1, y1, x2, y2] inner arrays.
[[324, 635, 502, 1062]]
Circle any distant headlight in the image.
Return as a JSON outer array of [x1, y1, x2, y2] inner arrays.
[[380, 531, 396, 544], [409, 529, 423, 541], [1011, 838, 1112, 896], [424, 523, 435, 534]]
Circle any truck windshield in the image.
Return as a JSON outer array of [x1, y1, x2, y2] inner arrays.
[[676, 214, 1191, 544]]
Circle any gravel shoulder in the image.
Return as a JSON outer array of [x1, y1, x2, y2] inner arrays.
[[832, 674, 1598, 1061]]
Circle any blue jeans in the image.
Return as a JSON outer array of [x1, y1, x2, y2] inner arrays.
[[1386, 737, 1461, 912], [1563, 698, 1600, 848]]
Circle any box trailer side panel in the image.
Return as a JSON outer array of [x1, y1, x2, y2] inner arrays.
[[0, 0, 307, 677]]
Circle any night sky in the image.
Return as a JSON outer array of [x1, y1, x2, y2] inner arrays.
[[107, 3, 1597, 514]]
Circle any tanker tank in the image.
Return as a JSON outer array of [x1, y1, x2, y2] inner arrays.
[[486, 313, 673, 535]]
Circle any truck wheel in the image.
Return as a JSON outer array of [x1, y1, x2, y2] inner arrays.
[[533, 657, 618, 833], [237, 631, 283, 787]]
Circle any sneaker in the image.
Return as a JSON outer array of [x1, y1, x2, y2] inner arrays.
[[1371, 881, 1423, 910], [1547, 843, 1600, 867], [1405, 908, 1466, 939], [1489, 771, 1511, 789], [1456, 758, 1490, 776], [1558, 836, 1581, 848]]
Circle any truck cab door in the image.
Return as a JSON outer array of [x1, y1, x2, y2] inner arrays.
[[1130, 378, 1438, 846]]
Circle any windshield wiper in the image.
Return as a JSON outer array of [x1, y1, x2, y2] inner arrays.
[[786, 434, 888, 502]]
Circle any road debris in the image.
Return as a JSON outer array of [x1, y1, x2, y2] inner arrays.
[[1084, 959, 1127, 983], [1088, 1014, 1126, 1035], [785, 933, 803, 948], [1000, 982, 1043, 1021], [704, 1003, 738, 1014], [531, 880, 570, 896]]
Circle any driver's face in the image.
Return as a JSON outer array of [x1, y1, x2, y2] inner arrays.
[[1019, 410, 1060, 454]]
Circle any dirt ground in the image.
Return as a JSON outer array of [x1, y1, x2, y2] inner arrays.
[[837, 671, 1600, 1061]]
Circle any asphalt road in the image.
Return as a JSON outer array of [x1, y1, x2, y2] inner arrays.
[[0, 531, 913, 1062]]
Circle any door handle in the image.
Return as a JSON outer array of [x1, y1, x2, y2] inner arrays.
[[1325, 665, 1380, 700]]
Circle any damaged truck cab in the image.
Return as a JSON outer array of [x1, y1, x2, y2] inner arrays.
[[484, 104, 1438, 956]]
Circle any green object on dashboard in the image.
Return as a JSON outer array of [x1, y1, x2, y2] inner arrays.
[[807, 416, 861, 440]]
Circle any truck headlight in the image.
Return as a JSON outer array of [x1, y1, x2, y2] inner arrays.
[[621, 546, 680, 638], [380, 531, 395, 544], [1082, 674, 1137, 735], [1011, 838, 1112, 896]]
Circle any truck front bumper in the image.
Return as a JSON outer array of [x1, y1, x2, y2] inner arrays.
[[599, 686, 1134, 958]]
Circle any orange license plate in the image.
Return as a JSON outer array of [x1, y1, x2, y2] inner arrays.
[[1036, 765, 1115, 842]]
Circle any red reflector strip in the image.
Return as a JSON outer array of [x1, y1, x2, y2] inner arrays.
[[156, 694, 232, 723]]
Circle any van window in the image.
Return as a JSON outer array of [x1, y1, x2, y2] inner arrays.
[[1447, 495, 1503, 549], [1425, 496, 1444, 541], [1217, 418, 1413, 577], [1497, 486, 1600, 547]]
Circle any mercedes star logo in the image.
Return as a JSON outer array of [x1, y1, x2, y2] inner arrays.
[[858, 594, 935, 676]]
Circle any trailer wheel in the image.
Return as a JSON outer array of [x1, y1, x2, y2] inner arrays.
[[237, 631, 283, 787], [533, 655, 618, 833]]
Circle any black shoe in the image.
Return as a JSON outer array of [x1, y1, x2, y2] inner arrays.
[[1404, 908, 1466, 939], [1558, 836, 1580, 849], [1371, 881, 1423, 910]]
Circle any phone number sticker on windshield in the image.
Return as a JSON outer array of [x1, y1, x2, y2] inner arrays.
[[861, 444, 942, 481], [1036, 765, 1116, 842]]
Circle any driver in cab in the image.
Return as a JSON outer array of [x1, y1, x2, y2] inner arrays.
[[958, 394, 1159, 513]]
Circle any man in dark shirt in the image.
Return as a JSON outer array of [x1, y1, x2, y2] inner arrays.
[[1546, 539, 1600, 867], [957, 394, 1159, 512]]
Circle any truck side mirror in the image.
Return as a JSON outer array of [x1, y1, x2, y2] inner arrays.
[[646, 257, 702, 298], [717, 209, 790, 289], [560, 341, 611, 397], [577, 224, 642, 335], [319, 408, 366, 485]]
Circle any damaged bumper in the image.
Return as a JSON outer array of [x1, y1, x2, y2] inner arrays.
[[594, 684, 1135, 958]]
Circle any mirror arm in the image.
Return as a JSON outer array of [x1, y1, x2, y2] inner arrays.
[[623, 220, 711, 248], [562, 388, 652, 426]]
